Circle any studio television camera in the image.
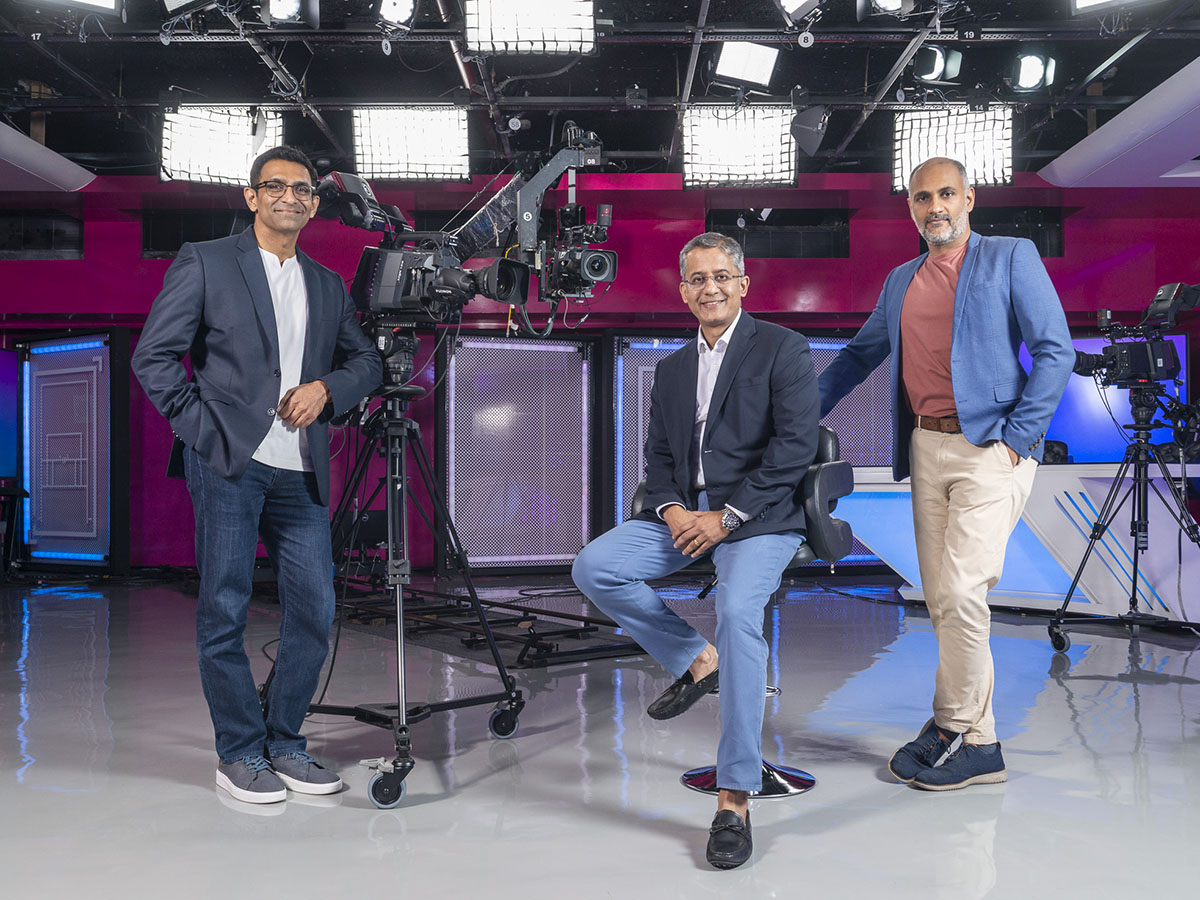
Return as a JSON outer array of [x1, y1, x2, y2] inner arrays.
[[314, 124, 618, 386]]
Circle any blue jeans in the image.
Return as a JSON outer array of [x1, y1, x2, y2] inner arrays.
[[184, 445, 336, 763], [572, 513, 802, 791]]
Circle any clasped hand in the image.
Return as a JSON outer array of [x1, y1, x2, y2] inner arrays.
[[276, 381, 329, 429], [662, 507, 730, 558]]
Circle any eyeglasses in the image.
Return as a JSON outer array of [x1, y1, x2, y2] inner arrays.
[[684, 273, 742, 289], [253, 180, 315, 202]]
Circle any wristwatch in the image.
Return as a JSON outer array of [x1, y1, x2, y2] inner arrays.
[[720, 507, 743, 532]]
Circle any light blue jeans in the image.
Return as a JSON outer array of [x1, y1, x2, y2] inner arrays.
[[572, 511, 802, 791]]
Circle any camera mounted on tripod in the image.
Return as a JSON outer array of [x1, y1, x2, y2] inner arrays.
[[1071, 282, 1200, 389]]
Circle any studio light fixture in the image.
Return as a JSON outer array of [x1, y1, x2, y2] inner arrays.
[[1070, 0, 1168, 13], [261, 0, 319, 29], [856, 0, 915, 20], [463, 0, 595, 55], [790, 105, 829, 158], [774, 0, 822, 27], [160, 106, 283, 186], [913, 44, 963, 83], [352, 107, 471, 182], [1013, 51, 1056, 92], [892, 106, 1013, 192], [682, 105, 796, 189], [161, 0, 216, 16], [19, 0, 125, 16], [375, 0, 416, 26], [713, 42, 780, 90]]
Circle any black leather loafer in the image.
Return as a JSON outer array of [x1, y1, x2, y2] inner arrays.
[[706, 809, 752, 870], [646, 668, 719, 720]]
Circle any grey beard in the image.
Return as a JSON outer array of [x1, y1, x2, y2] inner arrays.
[[921, 213, 965, 246]]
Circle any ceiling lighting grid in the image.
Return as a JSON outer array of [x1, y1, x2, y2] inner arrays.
[[160, 106, 283, 185], [352, 107, 471, 181], [892, 106, 1013, 192]]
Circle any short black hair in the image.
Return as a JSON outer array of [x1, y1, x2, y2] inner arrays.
[[249, 145, 318, 187]]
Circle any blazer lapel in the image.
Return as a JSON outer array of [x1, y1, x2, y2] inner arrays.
[[706, 313, 756, 428], [236, 228, 280, 362], [951, 231, 982, 336], [668, 341, 699, 461], [298, 252, 323, 378]]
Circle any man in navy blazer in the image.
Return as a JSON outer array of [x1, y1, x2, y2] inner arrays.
[[133, 146, 381, 804], [574, 233, 819, 868], [819, 157, 1073, 791]]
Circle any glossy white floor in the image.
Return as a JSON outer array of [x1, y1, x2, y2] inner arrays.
[[2, 574, 1198, 899]]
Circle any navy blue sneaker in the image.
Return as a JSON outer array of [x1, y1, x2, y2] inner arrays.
[[911, 742, 1007, 791], [888, 717, 960, 783]]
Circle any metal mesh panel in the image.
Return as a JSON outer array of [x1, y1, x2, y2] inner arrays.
[[445, 337, 592, 567], [810, 340, 892, 466]]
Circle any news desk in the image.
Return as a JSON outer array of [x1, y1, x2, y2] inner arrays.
[[837, 465, 1200, 625]]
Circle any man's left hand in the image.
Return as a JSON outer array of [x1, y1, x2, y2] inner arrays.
[[673, 510, 731, 558], [277, 381, 330, 428]]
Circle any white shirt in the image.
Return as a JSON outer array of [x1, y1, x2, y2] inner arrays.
[[251, 247, 312, 472], [656, 310, 748, 522]]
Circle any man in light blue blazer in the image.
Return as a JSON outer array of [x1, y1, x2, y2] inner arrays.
[[133, 146, 381, 805], [819, 157, 1073, 791]]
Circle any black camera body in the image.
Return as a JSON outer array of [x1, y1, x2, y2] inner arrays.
[[1073, 333, 1181, 389]]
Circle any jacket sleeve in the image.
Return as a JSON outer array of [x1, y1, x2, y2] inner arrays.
[[817, 277, 894, 418], [1001, 238, 1074, 457], [130, 243, 204, 447], [314, 275, 383, 416], [726, 332, 820, 517]]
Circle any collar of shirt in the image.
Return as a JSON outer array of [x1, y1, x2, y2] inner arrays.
[[695, 308, 742, 357]]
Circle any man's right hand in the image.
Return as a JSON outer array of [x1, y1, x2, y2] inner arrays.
[[661, 505, 698, 542]]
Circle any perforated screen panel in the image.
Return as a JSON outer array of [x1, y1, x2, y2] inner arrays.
[[610, 333, 892, 566], [809, 340, 892, 466], [445, 337, 592, 568]]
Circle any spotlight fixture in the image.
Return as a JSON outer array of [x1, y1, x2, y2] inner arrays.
[[682, 105, 796, 189], [375, 0, 415, 26], [1013, 51, 1056, 92], [160, 106, 283, 186], [352, 107, 471, 182], [713, 42, 780, 91], [892, 105, 1013, 192], [261, 0, 319, 29], [913, 44, 963, 83], [773, 0, 822, 27], [856, 0, 915, 20], [790, 105, 829, 158], [464, 0, 595, 55]]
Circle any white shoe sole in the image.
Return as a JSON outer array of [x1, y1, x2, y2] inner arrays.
[[910, 770, 1007, 792], [216, 770, 287, 804], [274, 770, 343, 795]]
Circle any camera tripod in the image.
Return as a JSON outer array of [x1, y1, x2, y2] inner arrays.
[[265, 384, 524, 808], [1048, 384, 1200, 653]]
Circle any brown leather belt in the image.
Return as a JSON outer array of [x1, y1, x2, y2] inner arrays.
[[914, 414, 962, 434]]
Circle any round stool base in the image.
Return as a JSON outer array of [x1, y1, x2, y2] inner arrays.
[[680, 760, 816, 799]]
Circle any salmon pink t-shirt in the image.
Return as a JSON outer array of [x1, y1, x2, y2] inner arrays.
[[900, 241, 969, 418]]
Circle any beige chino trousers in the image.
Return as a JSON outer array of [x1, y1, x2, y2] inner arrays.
[[909, 428, 1038, 744]]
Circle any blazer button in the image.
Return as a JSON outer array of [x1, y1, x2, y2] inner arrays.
[[267, 407, 276, 416], [273, 369, 281, 377]]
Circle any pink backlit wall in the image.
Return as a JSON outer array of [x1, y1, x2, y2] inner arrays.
[[3, 173, 1199, 566]]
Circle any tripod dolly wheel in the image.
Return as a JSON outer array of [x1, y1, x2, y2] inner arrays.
[[368, 772, 408, 809], [488, 707, 520, 739], [1048, 624, 1070, 654]]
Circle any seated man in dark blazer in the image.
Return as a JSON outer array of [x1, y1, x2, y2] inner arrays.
[[133, 146, 381, 805], [573, 232, 819, 869]]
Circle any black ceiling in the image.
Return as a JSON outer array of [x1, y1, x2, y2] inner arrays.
[[1, 0, 1198, 178]]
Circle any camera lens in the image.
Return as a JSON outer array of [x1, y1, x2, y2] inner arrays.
[[580, 250, 617, 283]]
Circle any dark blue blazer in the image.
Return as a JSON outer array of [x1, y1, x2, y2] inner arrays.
[[640, 313, 820, 541], [132, 226, 382, 505], [818, 232, 1074, 481]]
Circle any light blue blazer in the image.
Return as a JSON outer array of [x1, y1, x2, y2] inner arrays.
[[818, 231, 1074, 481]]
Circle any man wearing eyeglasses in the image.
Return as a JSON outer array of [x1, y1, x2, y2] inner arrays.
[[133, 146, 381, 805], [573, 232, 819, 869]]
